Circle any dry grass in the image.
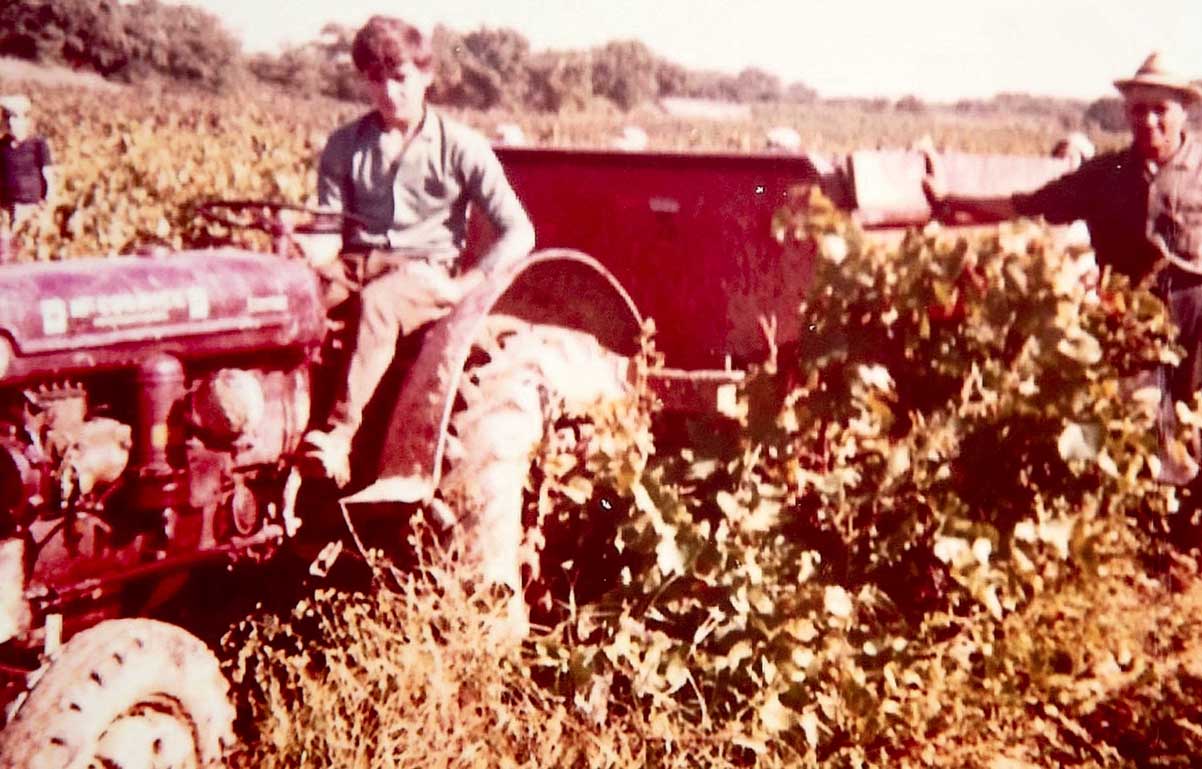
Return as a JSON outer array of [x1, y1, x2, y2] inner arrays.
[[219, 540, 1202, 768], [221, 545, 748, 769]]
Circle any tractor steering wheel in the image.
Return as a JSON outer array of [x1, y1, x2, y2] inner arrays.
[[198, 199, 373, 260], [197, 199, 366, 236]]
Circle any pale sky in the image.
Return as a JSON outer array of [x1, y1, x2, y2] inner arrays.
[[186, 0, 1202, 101]]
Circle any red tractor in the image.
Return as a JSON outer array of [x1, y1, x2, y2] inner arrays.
[[0, 145, 1072, 767]]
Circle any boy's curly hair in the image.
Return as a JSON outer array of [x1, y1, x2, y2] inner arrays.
[[351, 16, 433, 78]]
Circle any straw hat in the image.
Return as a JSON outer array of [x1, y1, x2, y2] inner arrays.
[[0, 94, 31, 116], [1114, 52, 1202, 103]]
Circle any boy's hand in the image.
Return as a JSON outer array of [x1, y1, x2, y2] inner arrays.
[[293, 232, 343, 268]]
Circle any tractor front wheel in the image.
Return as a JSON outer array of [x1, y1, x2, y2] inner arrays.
[[0, 619, 236, 769]]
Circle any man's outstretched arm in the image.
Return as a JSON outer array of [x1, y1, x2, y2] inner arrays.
[[921, 148, 1019, 224]]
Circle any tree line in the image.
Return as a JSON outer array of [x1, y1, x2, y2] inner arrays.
[[1, 0, 240, 89], [0, 0, 817, 108], [246, 24, 821, 112], [2, 0, 1127, 127]]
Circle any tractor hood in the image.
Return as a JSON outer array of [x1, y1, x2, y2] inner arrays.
[[0, 248, 325, 382]]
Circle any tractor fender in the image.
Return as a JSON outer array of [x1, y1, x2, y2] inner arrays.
[[342, 248, 642, 506]]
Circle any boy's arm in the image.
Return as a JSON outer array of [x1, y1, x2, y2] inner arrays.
[[296, 136, 350, 268], [461, 135, 534, 276]]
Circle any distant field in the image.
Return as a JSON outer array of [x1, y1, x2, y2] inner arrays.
[[462, 99, 1124, 156], [0, 66, 1125, 260]]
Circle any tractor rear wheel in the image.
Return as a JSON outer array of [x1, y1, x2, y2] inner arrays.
[[0, 619, 236, 769], [437, 316, 631, 633]]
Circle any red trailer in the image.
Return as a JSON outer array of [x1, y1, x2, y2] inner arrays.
[[481, 146, 1073, 368]]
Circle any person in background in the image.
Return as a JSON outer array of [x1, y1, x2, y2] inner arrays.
[[0, 94, 55, 257], [924, 52, 1202, 483], [1050, 130, 1096, 171]]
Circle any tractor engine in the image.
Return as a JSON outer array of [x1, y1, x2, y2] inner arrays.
[[0, 248, 325, 646]]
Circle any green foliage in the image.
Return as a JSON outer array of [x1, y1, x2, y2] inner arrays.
[[246, 24, 810, 113], [589, 40, 661, 111], [430, 26, 534, 110], [968, 92, 1093, 130], [524, 50, 597, 114], [247, 23, 364, 103], [0, 0, 241, 89], [1084, 97, 1129, 132], [0, 0, 128, 75], [523, 188, 1198, 766], [732, 68, 784, 103], [894, 95, 927, 113], [0, 87, 357, 260], [119, 0, 242, 88]]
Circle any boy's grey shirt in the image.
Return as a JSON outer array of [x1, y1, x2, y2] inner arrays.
[[318, 108, 532, 273]]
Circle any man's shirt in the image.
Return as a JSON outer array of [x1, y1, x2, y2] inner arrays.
[[1013, 134, 1202, 283], [317, 109, 531, 272], [0, 135, 51, 206]]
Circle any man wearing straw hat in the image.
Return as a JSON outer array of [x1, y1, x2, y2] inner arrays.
[[924, 52, 1202, 482], [0, 94, 54, 235]]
